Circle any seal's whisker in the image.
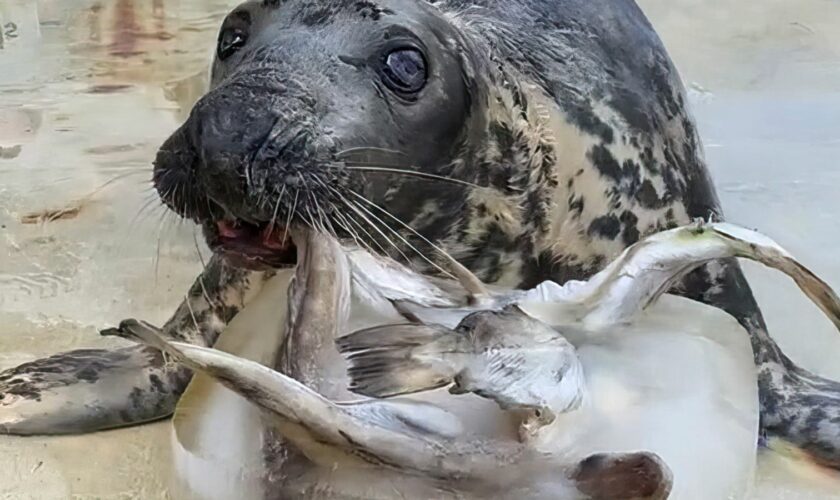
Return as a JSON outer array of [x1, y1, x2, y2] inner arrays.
[[316, 205, 330, 238], [341, 195, 411, 264], [129, 193, 164, 232], [338, 164, 481, 189], [330, 203, 377, 256], [119, 198, 167, 258], [183, 289, 202, 338], [267, 185, 286, 236], [244, 164, 254, 198], [304, 198, 323, 236], [283, 188, 299, 246], [196, 274, 213, 310], [348, 189, 447, 254], [302, 205, 316, 229], [179, 187, 191, 228], [309, 176, 342, 241], [334, 146, 408, 159], [0, 164, 150, 173], [314, 199, 339, 241], [26, 169, 153, 228], [205, 196, 215, 223], [171, 184, 183, 226], [343, 193, 456, 280], [153, 205, 171, 284], [352, 204, 412, 264], [167, 184, 189, 234], [348, 190, 486, 293], [345, 212, 386, 257], [134, 199, 161, 226], [304, 190, 327, 236], [331, 212, 364, 251], [149, 169, 173, 205], [322, 185, 390, 257], [84, 169, 152, 199], [192, 226, 207, 269]]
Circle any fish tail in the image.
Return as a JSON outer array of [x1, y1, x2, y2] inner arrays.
[[336, 324, 460, 398]]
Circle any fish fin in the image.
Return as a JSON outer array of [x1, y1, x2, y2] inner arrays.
[[336, 324, 462, 398], [113, 320, 485, 477], [107, 319, 190, 363], [578, 220, 840, 330], [710, 223, 840, 332]]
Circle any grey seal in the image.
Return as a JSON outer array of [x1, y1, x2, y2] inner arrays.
[[2, 0, 839, 470]]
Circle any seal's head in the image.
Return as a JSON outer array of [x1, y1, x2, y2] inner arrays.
[[153, 0, 485, 269]]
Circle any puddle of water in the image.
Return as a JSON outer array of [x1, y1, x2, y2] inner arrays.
[[1, 0, 839, 498]]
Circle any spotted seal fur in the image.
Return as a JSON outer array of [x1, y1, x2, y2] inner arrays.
[[2, 0, 840, 470]]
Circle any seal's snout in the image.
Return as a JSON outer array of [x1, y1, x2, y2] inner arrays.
[[152, 0, 481, 270], [153, 70, 340, 270]]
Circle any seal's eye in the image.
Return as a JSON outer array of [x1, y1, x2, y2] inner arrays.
[[218, 29, 248, 61], [381, 48, 427, 95]]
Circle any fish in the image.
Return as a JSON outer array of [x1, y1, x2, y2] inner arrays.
[[106, 220, 840, 499], [336, 305, 586, 441], [168, 268, 294, 500], [378, 221, 840, 330], [112, 317, 672, 500], [107, 228, 674, 499]]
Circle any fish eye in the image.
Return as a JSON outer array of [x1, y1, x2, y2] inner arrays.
[[218, 28, 248, 61], [380, 47, 428, 96]]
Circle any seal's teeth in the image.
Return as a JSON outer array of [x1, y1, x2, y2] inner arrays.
[[260, 223, 289, 249], [217, 220, 242, 238]]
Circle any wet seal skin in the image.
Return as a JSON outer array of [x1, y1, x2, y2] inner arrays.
[[2, 0, 840, 473]]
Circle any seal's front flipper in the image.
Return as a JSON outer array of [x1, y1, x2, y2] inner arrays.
[[0, 345, 186, 434], [0, 255, 266, 435]]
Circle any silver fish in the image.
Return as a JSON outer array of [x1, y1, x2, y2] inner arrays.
[[109, 220, 840, 499], [110, 229, 673, 499], [114, 318, 671, 500], [337, 305, 585, 441]]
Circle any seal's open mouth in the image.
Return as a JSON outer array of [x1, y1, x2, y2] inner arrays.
[[208, 219, 297, 270]]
